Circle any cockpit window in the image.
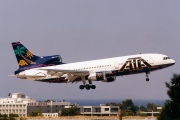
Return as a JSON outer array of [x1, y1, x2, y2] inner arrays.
[[163, 57, 170, 60]]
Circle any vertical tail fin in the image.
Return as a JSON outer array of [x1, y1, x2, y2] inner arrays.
[[12, 42, 40, 68]]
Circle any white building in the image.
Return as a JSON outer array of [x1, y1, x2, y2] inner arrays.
[[0, 93, 36, 117], [0, 93, 119, 117], [66, 104, 119, 116], [27, 101, 71, 115]]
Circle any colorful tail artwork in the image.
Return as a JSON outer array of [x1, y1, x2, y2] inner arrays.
[[12, 42, 63, 70]]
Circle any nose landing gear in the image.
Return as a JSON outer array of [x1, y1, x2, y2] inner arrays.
[[146, 72, 150, 81]]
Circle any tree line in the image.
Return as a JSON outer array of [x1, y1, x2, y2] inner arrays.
[[106, 99, 159, 116], [0, 113, 18, 120]]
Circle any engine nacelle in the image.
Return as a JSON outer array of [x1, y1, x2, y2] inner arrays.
[[43, 55, 63, 65], [88, 71, 113, 81], [102, 77, 116, 82], [88, 72, 106, 81]]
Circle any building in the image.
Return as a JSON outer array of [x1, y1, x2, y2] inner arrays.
[[66, 104, 119, 116], [0, 93, 71, 117], [27, 101, 71, 116], [0, 93, 36, 117], [0, 93, 119, 117]]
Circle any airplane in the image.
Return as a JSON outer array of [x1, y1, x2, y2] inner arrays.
[[11, 42, 175, 90]]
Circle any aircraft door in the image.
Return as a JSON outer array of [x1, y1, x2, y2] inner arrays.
[[149, 57, 154, 64], [114, 61, 119, 69]]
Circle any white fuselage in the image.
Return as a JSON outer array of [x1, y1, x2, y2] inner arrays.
[[16, 53, 175, 82]]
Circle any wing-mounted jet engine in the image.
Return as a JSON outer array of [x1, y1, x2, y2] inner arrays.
[[87, 71, 115, 82]]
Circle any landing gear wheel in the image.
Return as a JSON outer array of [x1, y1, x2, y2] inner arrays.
[[85, 84, 90, 90], [145, 71, 150, 82], [79, 85, 84, 90], [91, 85, 96, 89]]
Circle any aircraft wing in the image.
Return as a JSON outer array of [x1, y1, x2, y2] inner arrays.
[[38, 68, 89, 76]]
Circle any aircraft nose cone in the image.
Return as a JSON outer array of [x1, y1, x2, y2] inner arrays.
[[171, 59, 175, 65]]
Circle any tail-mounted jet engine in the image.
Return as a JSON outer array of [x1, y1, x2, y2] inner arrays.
[[41, 55, 63, 65]]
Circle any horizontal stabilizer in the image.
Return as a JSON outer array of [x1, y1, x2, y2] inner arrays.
[[18, 74, 46, 77], [9, 75, 16, 77]]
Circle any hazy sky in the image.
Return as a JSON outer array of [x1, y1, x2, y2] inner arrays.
[[0, 0, 180, 101]]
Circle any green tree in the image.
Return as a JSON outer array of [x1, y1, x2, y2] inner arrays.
[[60, 107, 80, 116], [135, 106, 148, 116], [158, 73, 180, 120], [121, 99, 138, 116], [147, 103, 157, 111], [9, 113, 18, 117], [0, 114, 8, 120], [44, 99, 55, 102], [8, 113, 18, 120], [29, 109, 43, 117], [139, 106, 148, 112], [106, 102, 119, 106]]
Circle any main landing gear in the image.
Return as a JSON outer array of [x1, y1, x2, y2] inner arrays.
[[79, 79, 96, 90], [146, 71, 150, 81], [79, 84, 96, 90]]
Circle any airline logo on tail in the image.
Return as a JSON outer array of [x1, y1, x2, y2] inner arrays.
[[18, 60, 28, 66], [14, 45, 36, 66]]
